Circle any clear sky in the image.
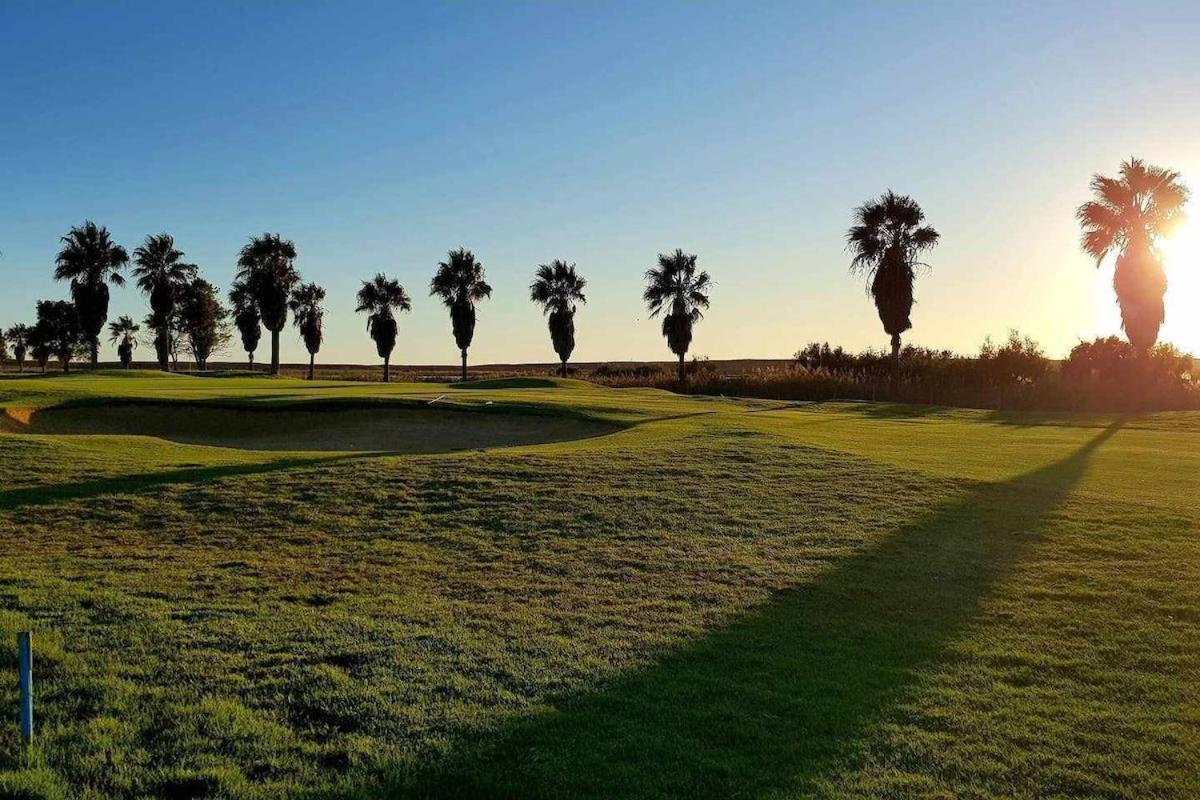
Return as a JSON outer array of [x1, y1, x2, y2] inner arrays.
[[2, 1, 1199, 365]]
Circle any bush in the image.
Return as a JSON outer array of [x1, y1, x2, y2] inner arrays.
[[593, 334, 1199, 412]]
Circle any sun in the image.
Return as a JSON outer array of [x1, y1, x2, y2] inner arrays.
[[1160, 213, 1200, 354]]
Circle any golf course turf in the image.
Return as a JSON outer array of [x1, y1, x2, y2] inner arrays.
[[0, 372, 1197, 798]]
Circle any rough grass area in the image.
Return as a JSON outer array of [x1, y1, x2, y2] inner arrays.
[[0, 373, 1197, 799]]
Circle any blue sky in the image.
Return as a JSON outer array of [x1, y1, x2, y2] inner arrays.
[[3, 1, 1199, 364]]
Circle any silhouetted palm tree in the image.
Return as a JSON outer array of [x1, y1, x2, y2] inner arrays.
[[289, 282, 326, 380], [530, 260, 587, 377], [228, 279, 262, 370], [235, 233, 300, 375], [430, 248, 491, 381], [846, 191, 940, 370], [643, 249, 711, 381], [1077, 157, 1189, 351], [356, 273, 412, 382], [4, 324, 30, 372], [107, 315, 140, 368], [132, 234, 197, 371], [54, 221, 129, 366]]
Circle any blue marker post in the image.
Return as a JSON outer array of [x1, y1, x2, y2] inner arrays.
[[17, 631, 32, 743]]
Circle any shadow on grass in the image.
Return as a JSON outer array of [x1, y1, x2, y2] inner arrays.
[[0, 454, 372, 511], [342, 421, 1122, 800]]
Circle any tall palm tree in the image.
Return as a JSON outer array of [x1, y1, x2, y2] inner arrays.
[[430, 248, 491, 381], [1077, 157, 1189, 351], [228, 279, 262, 370], [289, 282, 326, 380], [643, 249, 711, 381], [132, 233, 197, 371], [846, 191, 940, 370], [54, 221, 129, 366], [356, 273, 412, 382], [4, 324, 30, 372], [107, 315, 140, 368], [235, 233, 300, 375], [530, 260, 587, 377]]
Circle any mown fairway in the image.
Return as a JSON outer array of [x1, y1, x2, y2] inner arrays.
[[0, 372, 1198, 799]]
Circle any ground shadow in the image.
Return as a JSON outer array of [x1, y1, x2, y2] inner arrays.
[[339, 422, 1121, 799], [0, 454, 370, 511]]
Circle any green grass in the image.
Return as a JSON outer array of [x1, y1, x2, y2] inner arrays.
[[1, 372, 1197, 798]]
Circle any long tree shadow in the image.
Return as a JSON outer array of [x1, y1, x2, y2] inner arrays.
[[349, 421, 1123, 799], [0, 454, 372, 511]]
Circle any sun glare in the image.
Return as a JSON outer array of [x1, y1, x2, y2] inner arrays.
[[1161, 213, 1200, 354]]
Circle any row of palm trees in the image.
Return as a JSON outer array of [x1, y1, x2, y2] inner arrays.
[[3, 157, 1188, 382]]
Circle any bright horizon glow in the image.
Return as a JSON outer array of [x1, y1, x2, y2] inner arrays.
[[2, 2, 1200, 365], [1161, 211, 1200, 354]]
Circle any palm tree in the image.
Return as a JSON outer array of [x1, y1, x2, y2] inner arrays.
[[430, 248, 492, 381], [132, 233, 198, 371], [643, 249, 711, 381], [54, 221, 129, 366], [228, 279, 262, 370], [107, 315, 140, 368], [846, 191, 940, 371], [5, 324, 31, 372], [1077, 157, 1189, 351], [530, 260, 587, 377], [289, 282, 326, 380], [355, 273, 412, 382], [235, 233, 300, 375]]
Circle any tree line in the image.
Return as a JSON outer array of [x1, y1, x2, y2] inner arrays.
[[2, 157, 1189, 382]]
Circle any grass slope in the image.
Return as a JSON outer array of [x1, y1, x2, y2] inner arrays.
[[0, 374, 1197, 799]]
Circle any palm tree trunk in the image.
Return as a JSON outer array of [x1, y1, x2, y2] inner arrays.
[[248, 354, 254, 371], [308, 352, 315, 381], [890, 334, 901, 396], [270, 330, 280, 375], [383, 355, 390, 383], [461, 349, 467, 382], [159, 325, 170, 371], [678, 352, 685, 382], [561, 359, 567, 378], [90, 340, 98, 366]]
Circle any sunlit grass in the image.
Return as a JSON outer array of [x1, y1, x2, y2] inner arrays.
[[1, 375, 1198, 798]]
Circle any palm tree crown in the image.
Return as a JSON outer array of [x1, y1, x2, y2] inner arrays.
[[356, 273, 412, 382], [846, 191, 939, 363], [430, 248, 492, 380], [531, 260, 587, 375], [1077, 157, 1189, 350], [54, 221, 129, 365], [643, 249, 711, 380], [530, 260, 587, 315]]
